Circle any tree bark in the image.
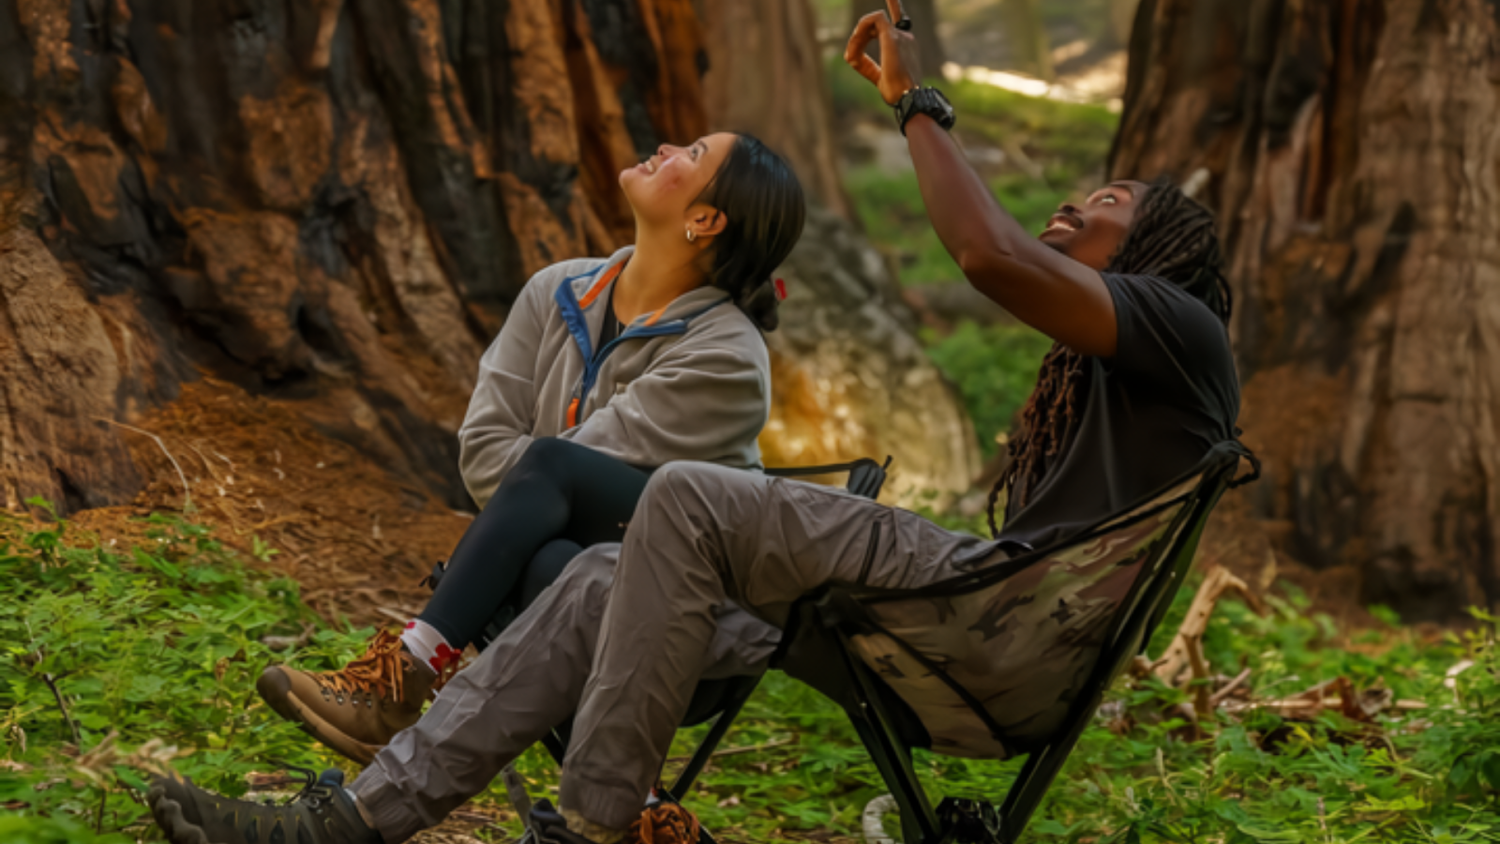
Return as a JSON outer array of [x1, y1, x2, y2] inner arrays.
[[1111, 0, 1500, 620], [850, 0, 947, 76], [0, 0, 703, 514], [699, 0, 852, 218], [1000, 0, 1053, 80], [698, 0, 980, 503], [1107, 0, 1140, 50]]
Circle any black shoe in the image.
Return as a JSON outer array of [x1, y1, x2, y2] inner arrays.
[[148, 767, 381, 844], [530, 800, 604, 844]]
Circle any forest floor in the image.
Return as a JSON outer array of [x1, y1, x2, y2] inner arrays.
[[100, 378, 471, 630], [5, 462, 1495, 844]]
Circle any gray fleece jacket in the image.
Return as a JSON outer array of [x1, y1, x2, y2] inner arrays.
[[458, 246, 771, 507]]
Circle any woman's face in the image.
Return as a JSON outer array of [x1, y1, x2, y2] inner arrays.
[[620, 133, 738, 230]]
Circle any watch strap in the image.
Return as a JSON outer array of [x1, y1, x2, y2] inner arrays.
[[894, 86, 956, 136]]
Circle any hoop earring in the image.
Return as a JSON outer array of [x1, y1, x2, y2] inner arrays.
[[686, 228, 696, 243]]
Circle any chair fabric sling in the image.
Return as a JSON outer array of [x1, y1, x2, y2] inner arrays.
[[770, 440, 1258, 844]]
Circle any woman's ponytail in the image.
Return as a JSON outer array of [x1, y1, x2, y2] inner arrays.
[[734, 276, 781, 332], [694, 135, 805, 332]]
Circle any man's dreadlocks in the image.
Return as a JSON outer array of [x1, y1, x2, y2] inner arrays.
[[986, 177, 1231, 538]]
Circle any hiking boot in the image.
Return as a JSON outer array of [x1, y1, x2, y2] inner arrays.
[[256, 629, 443, 764], [529, 798, 702, 844], [531, 801, 605, 844], [148, 767, 380, 844]]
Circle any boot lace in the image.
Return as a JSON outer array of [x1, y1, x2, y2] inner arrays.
[[315, 629, 407, 703], [627, 799, 700, 844]]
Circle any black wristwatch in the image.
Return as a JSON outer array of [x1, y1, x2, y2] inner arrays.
[[894, 86, 956, 136]]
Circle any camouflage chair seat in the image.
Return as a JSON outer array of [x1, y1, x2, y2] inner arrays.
[[770, 440, 1258, 844]]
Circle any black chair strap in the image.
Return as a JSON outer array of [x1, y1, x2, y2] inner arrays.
[[767, 456, 893, 500]]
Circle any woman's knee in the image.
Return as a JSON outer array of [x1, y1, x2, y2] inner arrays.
[[512, 437, 589, 483]]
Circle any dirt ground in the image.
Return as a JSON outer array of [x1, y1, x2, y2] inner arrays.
[[75, 375, 1387, 642], [76, 378, 472, 629]]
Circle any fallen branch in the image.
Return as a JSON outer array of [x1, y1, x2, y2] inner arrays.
[[1152, 565, 1261, 688], [1208, 666, 1253, 708], [665, 737, 795, 764], [98, 419, 193, 511], [41, 671, 81, 746], [260, 622, 316, 652], [1185, 636, 1213, 717]]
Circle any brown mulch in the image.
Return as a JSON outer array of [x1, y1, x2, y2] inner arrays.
[[83, 378, 471, 628], [1192, 492, 1385, 634]]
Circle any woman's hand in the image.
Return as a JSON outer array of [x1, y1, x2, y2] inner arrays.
[[845, 0, 924, 106]]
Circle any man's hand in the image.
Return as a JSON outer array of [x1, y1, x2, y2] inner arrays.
[[845, 0, 924, 106]]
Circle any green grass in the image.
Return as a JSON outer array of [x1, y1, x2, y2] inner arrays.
[[0, 503, 376, 843], [843, 167, 1077, 286], [922, 322, 1054, 458], [6, 504, 1498, 844]]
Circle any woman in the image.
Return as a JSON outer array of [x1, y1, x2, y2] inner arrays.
[[255, 132, 806, 764]]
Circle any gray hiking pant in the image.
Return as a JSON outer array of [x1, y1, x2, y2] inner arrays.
[[352, 462, 1000, 840]]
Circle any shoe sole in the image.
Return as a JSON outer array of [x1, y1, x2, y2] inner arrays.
[[148, 785, 211, 844], [256, 667, 381, 766]]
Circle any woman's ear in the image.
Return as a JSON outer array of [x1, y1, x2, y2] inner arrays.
[[685, 204, 729, 243]]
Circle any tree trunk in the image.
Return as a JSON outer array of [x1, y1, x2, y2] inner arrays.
[[699, 0, 980, 503], [1107, 0, 1140, 50], [1000, 0, 1053, 80], [699, 0, 852, 219], [0, 0, 703, 515], [1111, 0, 1500, 621], [850, 0, 946, 76]]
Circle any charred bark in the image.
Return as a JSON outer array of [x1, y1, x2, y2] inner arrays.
[[1112, 0, 1500, 620], [0, 0, 702, 513]]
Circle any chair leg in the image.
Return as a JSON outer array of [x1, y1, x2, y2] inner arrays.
[[542, 729, 568, 765], [839, 645, 944, 844], [670, 675, 762, 796]]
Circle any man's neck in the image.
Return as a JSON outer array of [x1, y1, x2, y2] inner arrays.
[[614, 227, 708, 324]]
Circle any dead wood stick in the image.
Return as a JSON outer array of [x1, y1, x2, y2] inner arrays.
[[42, 672, 81, 746], [1209, 666, 1253, 708], [665, 737, 794, 764], [98, 419, 193, 511], [1152, 565, 1256, 686], [1185, 637, 1213, 718]]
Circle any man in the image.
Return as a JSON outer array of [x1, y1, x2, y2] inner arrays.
[[147, 4, 1240, 843]]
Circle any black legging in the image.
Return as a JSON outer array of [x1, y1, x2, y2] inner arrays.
[[419, 437, 650, 648]]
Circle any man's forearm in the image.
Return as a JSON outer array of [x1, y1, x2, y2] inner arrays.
[[906, 114, 1035, 277]]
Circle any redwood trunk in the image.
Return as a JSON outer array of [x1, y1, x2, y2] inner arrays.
[[0, 0, 702, 513], [699, 0, 980, 502], [699, 0, 852, 218], [1111, 0, 1500, 620], [850, 0, 947, 76]]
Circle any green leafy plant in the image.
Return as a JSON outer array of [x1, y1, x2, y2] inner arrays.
[[0, 506, 370, 842], [921, 321, 1055, 458], [7, 503, 1497, 844]]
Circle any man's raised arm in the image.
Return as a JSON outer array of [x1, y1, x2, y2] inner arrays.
[[844, 2, 1119, 358]]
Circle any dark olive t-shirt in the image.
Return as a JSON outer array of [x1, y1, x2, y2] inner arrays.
[[997, 273, 1241, 550]]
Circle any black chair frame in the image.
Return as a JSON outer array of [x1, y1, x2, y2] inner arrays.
[[764, 442, 1258, 844]]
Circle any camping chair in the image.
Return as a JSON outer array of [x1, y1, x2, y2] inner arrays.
[[766, 440, 1259, 844], [423, 458, 893, 843]]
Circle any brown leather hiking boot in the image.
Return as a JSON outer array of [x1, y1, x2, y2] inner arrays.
[[256, 629, 447, 764]]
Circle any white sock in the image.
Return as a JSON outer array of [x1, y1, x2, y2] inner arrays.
[[400, 619, 460, 674]]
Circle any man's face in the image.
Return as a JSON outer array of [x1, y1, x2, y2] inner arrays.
[[1037, 180, 1146, 271]]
